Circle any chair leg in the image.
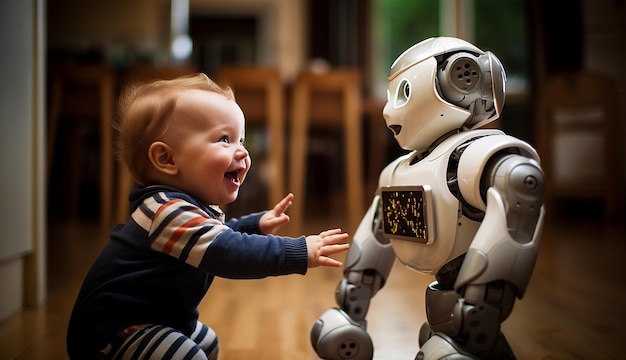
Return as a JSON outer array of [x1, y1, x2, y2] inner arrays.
[[288, 85, 309, 235], [344, 87, 364, 232]]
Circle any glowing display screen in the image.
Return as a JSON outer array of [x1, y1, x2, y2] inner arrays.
[[381, 186, 433, 244]]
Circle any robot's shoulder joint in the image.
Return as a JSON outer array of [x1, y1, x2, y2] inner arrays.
[[455, 134, 540, 210]]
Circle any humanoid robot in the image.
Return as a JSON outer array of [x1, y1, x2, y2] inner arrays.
[[310, 37, 545, 359]]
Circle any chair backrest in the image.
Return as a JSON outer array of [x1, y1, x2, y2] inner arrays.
[[287, 69, 365, 233], [47, 63, 118, 228], [291, 70, 362, 123]]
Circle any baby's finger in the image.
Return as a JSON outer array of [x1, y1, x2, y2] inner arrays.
[[318, 256, 343, 268], [322, 233, 349, 245], [274, 193, 294, 213], [319, 228, 344, 238], [267, 214, 290, 228], [321, 243, 350, 256]]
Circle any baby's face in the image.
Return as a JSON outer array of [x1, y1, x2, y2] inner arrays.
[[165, 89, 250, 205]]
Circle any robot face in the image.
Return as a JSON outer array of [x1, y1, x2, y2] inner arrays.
[[383, 37, 506, 152], [383, 57, 471, 151]]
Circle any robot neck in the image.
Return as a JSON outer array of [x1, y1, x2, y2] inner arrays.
[[413, 129, 460, 163]]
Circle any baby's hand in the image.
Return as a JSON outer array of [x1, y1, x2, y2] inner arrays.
[[306, 229, 350, 268], [260, 193, 294, 235]]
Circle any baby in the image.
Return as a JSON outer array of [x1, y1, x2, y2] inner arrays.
[[66, 73, 350, 359]]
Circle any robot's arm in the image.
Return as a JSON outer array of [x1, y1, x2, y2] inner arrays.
[[455, 136, 544, 294], [311, 195, 397, 360], [338, 195, 396, 324], [443, 136, 544, 356]]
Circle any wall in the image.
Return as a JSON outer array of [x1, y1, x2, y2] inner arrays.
[[0, 0, 46, 320]]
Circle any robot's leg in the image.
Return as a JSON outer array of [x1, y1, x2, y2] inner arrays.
[[311, 196, 396, 360], [425, 282, 461, 335], [418, 282, 516, 360]]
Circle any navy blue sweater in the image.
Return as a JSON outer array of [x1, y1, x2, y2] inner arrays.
[[67, 186, 308, 359]]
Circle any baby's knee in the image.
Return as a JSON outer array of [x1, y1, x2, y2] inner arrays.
[[193, 322, 219, 360], [205, 327, 219, 360]]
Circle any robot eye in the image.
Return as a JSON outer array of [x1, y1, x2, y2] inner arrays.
[[394, 79, 411, 107], [403, 81, 411, 98]]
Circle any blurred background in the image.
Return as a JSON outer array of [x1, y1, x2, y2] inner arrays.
[[1, 0, 625, 358], [41, 0, 626, 221]]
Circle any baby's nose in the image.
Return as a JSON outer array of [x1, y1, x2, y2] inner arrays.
[[235, 145, 249, 159]]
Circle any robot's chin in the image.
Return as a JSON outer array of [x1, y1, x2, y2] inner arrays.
[[389, 125, 402, 136]]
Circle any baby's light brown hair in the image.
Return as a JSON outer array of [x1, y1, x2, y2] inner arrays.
[[114, 73, 234, 186]]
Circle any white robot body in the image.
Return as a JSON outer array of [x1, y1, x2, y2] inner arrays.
[[311, 37, 544, 360], [378, 130, 503, 274]]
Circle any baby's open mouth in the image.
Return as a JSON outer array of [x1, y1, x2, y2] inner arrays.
[[226, 170, 241, 184]]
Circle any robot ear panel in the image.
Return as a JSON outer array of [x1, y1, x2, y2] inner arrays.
[[437, 52, 491, 109]]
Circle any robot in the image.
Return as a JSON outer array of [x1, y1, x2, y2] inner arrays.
[[310, 37, 545, 359]]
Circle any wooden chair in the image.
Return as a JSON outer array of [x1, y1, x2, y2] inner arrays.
[[115, 65, 198, 223], [288, 70, 365, 233], [217, 66, 286, 210], [47, 64, 116, 229], [535, 70, 623, 220]]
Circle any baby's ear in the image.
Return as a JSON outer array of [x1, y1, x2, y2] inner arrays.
[[148, 141, 179, 176]]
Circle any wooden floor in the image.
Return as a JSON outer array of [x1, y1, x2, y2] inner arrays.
[[1, 202, 626, 359]]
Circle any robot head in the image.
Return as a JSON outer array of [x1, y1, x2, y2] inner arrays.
[[383, 37, 506, 151]]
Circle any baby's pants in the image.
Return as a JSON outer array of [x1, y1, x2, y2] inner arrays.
[[98, 321, 219, 360]]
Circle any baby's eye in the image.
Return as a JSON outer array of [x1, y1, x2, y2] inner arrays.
[[218, 135, 230, 143], [239, 138, 245, 146]]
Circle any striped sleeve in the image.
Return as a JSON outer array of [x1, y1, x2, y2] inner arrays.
[[132, 192, 229, 268]]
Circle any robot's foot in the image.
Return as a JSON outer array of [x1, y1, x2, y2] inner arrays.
[[311, 308, 374, 360], [415, 333, 477, 360], [415, 332, 516, 360]]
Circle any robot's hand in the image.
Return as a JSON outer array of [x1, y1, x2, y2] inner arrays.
[[311, 308, 374, 360]]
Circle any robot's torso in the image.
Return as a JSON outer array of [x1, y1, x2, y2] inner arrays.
[[379, 128, 539, 276]]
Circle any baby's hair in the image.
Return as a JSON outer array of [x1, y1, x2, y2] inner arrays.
[[114, 73, 234, 186]]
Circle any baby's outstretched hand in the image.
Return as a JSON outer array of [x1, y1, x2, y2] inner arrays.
[[260, 193, 294, 235], [306, 229, 350, 268]]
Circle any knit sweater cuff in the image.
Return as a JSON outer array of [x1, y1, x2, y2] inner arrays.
[[284, 236, 308, 275]]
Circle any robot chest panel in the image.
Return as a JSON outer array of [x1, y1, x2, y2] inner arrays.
[[379, 151, 462, 273]]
